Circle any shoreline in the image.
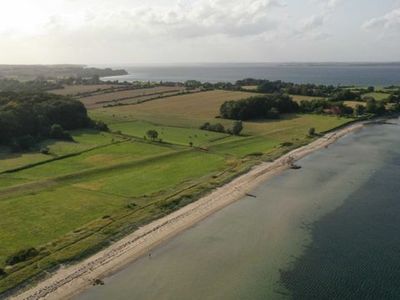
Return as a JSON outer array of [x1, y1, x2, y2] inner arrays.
[[11, 121, 365, 300]]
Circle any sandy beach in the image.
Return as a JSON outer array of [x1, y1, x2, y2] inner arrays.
[[11, 122, 364, 300]]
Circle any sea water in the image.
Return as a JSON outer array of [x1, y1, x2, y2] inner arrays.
[[100, 63, 400, 86], [76, 119, 400, 300]]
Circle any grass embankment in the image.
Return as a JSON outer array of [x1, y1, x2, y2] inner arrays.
[[0, 89, 354, 296]]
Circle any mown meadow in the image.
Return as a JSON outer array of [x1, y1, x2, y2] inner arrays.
[[0, 88, 354, 295]]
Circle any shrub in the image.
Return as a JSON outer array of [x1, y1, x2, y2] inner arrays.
[[308, 127, 316, 136], [199, 122, 226, 133], [6, 247, 39, 266], [40, 146, 50, 154], [127, 202, 137, 209], [50, 124, 73, 141], [231, 120, 243, 135], [91, 120, 109, 132]]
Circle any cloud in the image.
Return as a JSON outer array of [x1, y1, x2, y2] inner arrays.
[[326, 0, 342, 9], [310, 0, 343, 10], [300, 15, 325, 31], [362, 8, 400, 32], [122, 0, 285, 39]]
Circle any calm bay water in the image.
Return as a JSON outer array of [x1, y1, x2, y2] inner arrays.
[[101, 63, 400, 86], [76, 118, 400, 300]]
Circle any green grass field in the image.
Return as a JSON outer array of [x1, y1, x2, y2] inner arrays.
[[0, 89, 356, 295], [362, 92, 390, 101], [0, 129, 119, 174], [110, 121, 228, 146]]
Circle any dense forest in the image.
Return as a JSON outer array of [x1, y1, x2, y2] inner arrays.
[[0, 92, 96, 150], [235, 78, 366, 99], [220, 94, 299, 120]]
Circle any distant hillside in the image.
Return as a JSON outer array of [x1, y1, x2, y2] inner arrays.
[[0, 65, 128, 80]]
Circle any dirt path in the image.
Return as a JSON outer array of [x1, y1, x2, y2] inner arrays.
[[11, 122, 364, 300]]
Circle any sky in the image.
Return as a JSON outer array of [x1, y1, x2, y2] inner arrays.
[[1, 0, 400, 64]]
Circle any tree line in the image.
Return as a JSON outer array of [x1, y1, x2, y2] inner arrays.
[[220, 94, 299, 120], [0, 78, 63, 93], [219, 93, 400, 122], [0, 92, 104, 151]]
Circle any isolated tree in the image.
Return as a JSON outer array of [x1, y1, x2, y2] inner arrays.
[[354, 104, 365, 116], [50, 124, 65, 139], [231, 120, 243, 135], [365, 98, 378, 113], [146, 129, 159, 141]]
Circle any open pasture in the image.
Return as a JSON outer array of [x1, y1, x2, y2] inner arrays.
[[0, 140, 176, 186], [109, 121, 228, 146], [290, 94, 325, 102], [344, 101, 366, 108], [241, 85, 258, 91], [50, 84, 122, 96], [91, 90, 256, 127], [80, 86, 185, 109], [0, 130, 118, 174], [0, 149, 227, 263], [362, 92, 390, 101]]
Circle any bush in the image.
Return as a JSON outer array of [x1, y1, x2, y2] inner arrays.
[[308, 127, 316, 136], [231, 120, 243, 135], [199, 122, 226, 133], [40, 146, 50, 154], [91, 120, 109, 132], [6, 247, 39, 266], [49, 124, 73, 141]]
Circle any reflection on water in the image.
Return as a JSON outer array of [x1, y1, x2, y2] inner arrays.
[[76, 120, 400, 300]]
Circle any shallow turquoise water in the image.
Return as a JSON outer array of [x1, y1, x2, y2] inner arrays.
[[76, 119, 400, 300]]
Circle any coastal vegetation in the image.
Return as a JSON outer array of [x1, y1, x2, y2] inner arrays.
[[0, 65, 127, 81], [0, 92, 94, 150], [1, 76, 399, 296]]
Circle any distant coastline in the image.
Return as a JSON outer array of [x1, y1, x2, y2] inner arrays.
[[99, 62, 400, 86], [0, 65, 127, 80]]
